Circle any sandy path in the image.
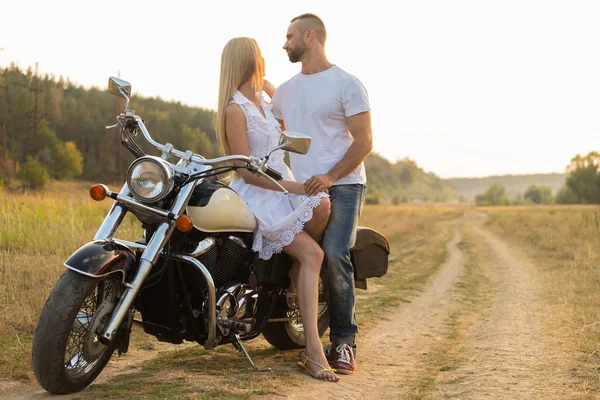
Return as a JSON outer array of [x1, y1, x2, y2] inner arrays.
[[282, 212, 578, 399], [441, 214, 576, 399], [282, 220, 467, 399]]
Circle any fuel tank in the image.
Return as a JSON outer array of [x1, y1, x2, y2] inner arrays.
[[186, 181, 257, 233]]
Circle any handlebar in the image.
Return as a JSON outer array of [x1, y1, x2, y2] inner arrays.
[[265, 167, 283, 181], [132, 115, 288, 194]]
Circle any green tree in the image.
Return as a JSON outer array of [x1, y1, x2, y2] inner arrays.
[[17, 156, 49, 189], [524, 185, 553, 204], [475, 183, 509, 206], [565, 152, 600, 203], [365, 191, 381, 205], [58, 141, 84, 179], [555, 186, 578, 204]]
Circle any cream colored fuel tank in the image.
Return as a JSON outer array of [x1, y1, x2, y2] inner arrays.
[[186, 181, 257, 233]]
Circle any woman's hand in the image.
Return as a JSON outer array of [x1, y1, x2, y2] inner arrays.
[[263, 79, 276, 99]]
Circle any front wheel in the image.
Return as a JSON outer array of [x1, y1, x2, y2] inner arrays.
[[32, 270, 122, 394]]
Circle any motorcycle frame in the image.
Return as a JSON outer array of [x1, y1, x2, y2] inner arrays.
[[70, 111, 288, 350]]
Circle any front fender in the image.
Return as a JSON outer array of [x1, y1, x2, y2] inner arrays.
[[64, 240, 136, 282]]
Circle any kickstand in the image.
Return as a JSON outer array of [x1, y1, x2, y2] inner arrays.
[[230, 332, 271, 372]]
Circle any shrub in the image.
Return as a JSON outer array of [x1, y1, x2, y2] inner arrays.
[[17, 157, 50, 190]]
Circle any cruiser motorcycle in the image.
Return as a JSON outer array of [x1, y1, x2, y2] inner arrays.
[[31, 77, 390, 394]]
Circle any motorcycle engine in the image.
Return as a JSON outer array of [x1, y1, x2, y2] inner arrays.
[[185, 235, 248, 288], [212, 236, 247, 286]]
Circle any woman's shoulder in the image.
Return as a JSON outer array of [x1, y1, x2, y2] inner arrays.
[[225, 102, 245, 121]]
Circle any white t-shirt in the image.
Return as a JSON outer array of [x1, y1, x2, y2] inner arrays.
[[271, 65, 370, 186]]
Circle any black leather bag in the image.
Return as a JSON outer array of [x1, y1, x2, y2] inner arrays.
[[350, 226, 390, 280]]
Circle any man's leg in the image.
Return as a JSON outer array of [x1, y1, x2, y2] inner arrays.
[[322, 184, 366, 348]]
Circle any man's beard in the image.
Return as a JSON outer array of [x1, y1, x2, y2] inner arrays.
[[287, 46, 306, 63]]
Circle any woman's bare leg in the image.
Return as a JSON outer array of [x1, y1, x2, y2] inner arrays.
[[303, 197, 331, 242], [287, 197, 330, 308], [283, 231, 339, 382]]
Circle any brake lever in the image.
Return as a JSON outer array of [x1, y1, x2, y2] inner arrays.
[[247, 157, 288, 194], [258, 169, 288, 195], [105, 123, 119, 130]]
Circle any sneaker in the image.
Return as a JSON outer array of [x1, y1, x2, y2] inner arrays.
[[324, 343, 356, 375]]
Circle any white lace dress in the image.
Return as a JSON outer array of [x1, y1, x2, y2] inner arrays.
[[228, 90, 329, 260]]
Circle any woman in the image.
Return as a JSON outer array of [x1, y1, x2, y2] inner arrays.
[[215, 37, 338, 383]]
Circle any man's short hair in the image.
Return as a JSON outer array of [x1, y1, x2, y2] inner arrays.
[[291, 13, 327, 44]]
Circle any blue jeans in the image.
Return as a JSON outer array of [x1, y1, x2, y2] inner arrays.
[[322, 184, 366, 346]]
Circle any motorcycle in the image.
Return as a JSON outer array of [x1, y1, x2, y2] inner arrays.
[[31, 76, 391, 394]]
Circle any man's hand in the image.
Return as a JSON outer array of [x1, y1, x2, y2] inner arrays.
[[263, 79, 276, 99], [304, 174, 334, 196]]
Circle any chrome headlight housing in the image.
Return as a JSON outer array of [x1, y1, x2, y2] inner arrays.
[[126, 156, 174, 203]]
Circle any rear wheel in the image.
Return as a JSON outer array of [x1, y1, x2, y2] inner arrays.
[[32, 270, 122, 394], [262, 281, 329, 350]]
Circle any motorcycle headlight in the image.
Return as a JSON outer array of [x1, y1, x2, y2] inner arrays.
[[127, 156, 174, 203]]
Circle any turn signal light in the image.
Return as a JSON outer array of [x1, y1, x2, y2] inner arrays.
[[176, 215, 193, 232], [90, 184, 107, 201]]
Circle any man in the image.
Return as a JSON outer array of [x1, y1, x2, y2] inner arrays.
[[271, 13, 373, 375]]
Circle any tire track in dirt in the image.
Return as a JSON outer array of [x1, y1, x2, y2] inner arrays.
[[281, 218, 467, 399], [441, 213, 576, 400]]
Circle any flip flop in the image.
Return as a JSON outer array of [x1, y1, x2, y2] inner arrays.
[[296, 350, 340, 382]]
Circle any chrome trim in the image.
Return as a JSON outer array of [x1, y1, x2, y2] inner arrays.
[[227, 236, 247, 250], [126, 156, 175, 203], [188, 237, 216, 257], [100, 222, 174, 343], [94, 183, 129, 241], [169, 182, 196, 218], [103, 186, 171, 219], [141, 221, 176, 265], [171, 254, 217, 350], [109, 239, 218, 349], [64, 264, 125, 283], [113, 239, 146, 253], [99, 182, 195, 343], [135, 116, 288, 194]]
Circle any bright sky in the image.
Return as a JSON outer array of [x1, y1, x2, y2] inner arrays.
[[2, 0, 599, 178]]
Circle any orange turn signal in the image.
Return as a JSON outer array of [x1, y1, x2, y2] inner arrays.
[[90, 184, 107, 201], [176, 215, 193, 232]]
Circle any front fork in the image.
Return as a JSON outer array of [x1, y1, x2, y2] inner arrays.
[[96, 182, 196, 345]]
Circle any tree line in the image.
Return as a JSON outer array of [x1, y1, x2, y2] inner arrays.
[[0, 64, 218, 188], [475, 152, 599, 206], [1, 63, 456, 202]]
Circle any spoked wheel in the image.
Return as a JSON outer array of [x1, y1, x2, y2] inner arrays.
[[261, 279, 329, 350], [32, 270, 122, 394]]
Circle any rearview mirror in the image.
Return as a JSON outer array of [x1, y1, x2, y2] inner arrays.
[[279, 131, 311, 155], [108, 77, 131, 97]]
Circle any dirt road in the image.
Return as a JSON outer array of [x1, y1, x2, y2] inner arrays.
[[282, 212, 578, 399]]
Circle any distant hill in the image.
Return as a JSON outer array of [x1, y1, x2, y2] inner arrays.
[[447, 173, 567, 201], [365, 154, 455, 202]]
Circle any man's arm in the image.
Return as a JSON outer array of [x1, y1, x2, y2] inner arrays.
[[304, 111, 373, 196]]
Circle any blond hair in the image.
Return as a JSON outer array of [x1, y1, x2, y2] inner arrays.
[[215, 37, 265, 156]]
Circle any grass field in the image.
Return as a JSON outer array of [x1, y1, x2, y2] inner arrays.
[[3, 182, 600, 398], [481, 205, 600, 389], [0, 181, 464, 387]]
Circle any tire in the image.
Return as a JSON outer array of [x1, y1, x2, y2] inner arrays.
[[261, 295, 329, 350], [32, 270, 122, 394]]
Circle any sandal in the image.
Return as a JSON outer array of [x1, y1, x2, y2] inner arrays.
[[286, 279, 298, 309], [296, 350, 340, 382]]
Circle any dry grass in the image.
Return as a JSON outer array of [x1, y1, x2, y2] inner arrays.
[[480, 205, 600, 392], [0, 181, 142, 379], [0, 181, 465, 398]]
